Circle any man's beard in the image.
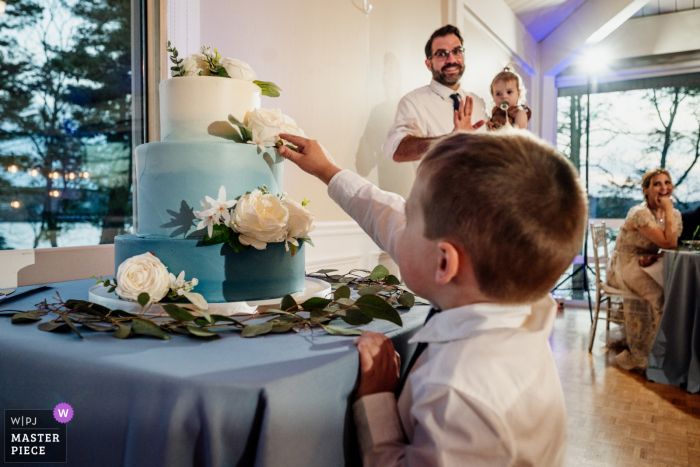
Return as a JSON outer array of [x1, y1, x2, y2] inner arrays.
[[432, 62, 464, 87]]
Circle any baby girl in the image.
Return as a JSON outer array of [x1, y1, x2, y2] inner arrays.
[[488, 67, 532, 130]]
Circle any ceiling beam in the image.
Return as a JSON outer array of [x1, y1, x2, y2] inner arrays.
[[539, 0, 648, 76]]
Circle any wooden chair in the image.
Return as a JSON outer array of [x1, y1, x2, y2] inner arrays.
[[588, 221, 640, 352]]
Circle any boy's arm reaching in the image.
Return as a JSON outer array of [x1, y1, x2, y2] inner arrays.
[[279, 135, 407, 259]]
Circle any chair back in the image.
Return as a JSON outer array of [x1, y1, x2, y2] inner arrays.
[[589, 221, 608, 287]]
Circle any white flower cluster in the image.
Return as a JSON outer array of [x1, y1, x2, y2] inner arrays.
[[115, 253, 207, 310], [176, 46, 257, 82], [194, 186, 314, 251], [242, 108, 305, 149]]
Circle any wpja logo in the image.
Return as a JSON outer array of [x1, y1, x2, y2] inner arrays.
[[4, 404, 72, 463]]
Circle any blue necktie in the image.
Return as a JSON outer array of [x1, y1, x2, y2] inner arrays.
[[450, 93, 460, 112], [395, 307, 441, 397]]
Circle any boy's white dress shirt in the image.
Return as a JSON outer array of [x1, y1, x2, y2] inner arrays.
[[328, 169, 567, 467], [382, 80, 488, 170]]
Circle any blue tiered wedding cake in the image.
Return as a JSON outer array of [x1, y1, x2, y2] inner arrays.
[[114, 75, 308, 303]]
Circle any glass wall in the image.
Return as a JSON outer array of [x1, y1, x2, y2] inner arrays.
[[557, 73, 700, 220], [0, 0, 134, 250]]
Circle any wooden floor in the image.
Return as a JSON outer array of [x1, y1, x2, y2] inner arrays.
[[551, 307, 700, 467]]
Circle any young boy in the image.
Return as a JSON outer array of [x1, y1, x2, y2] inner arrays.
[[278, 131, 586, 466]]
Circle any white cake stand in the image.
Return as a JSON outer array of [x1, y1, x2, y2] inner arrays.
[[87, 277, 332, 317]]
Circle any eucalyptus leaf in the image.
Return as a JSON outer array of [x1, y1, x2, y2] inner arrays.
[[338, 308, 373, 325], [163, 304, 195, 322], [334, 285, 351, 300], [210, 314, 243, 326], [280, 295, 299, 313], [228, 114, 244, 126], [358, 285, 384, 296], [61, 315, 83, 339], [301, 297, 332, 310], [335, 297, 356, 307], [131, 319, 170, 340], [114, 322, 132, 339], [38, 322, 69, 333], [194, 318, 209, 326], [397, 292, 415, 308], [137, 293, 150, 307], [297, 236, 314, 247], [324, 325, 363, 336], [186, 325, 219, 338], [271, 323, 295, 333], [290, 243, 297, 257], [385, 275, 401, 285], [369, 265, 390, 281], [109, 309, 136, 318], [355, 295, 403, 327], [11, 312, 43, 324], [316, 269, 338, 274], [241, 322, 273, 337], [339, 276, 354, 283], [83, 322, 116, 332], [184, 292, 208, 311]]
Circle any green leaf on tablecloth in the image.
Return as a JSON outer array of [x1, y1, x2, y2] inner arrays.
[[11, 311, 43, 324], [38, 321, 69, 332], [137, 293, 150, 307], [114, 322, 132, 339], [271, 323, 295, 333], [316, 269, 338, 274], [83, 322, 116, 332], [162, 304, 195, 322], [75, 302, 110, 318], [355, 295, 403, 327], [210, 314, 244, 326], [280, 294, 299, 313], [310, 309, 331, 323], [109, 309, 136, 318], [358, 285, 384, 296], [195, 308, 214, 324], [186, 325, 219, 339], [335, 297, 357, 307], [385, 275, 401, 285], [301, 297, 332, 310], [241, 321, 273, 337], [369, 265, 390, 281], [131, 319, 170, 340], [324, 325, 363, 336], [334, 285, 351, 300], [194, 318, 209, 326], [65, 299, 86, 308], [397, 292, 415, 309], [337, 307, 373, 325], [61, 315, 83, 339]]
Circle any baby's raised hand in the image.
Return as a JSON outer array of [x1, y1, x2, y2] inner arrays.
[[278, 134, 342, 185]]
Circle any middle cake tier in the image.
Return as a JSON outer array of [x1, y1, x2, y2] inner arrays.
[[135, 141, 284, 237]]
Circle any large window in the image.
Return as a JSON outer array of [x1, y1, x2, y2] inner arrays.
[[0, 0, 136, 250], [557, 73, 700, 219]]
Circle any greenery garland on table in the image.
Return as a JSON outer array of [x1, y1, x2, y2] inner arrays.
[[4, 266, 424, 341]]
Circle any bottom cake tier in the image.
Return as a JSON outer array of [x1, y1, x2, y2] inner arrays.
[[114, 234, 306, 303]]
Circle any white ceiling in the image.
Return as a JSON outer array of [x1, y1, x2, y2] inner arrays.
[[505, 0, 700, 42]]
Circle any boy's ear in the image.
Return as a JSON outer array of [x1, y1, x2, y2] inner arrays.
[[435, 241, 460, 285]]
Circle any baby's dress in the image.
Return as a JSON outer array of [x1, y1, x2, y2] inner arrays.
[[488, 105, 532, 130], [606, 203, 682, 370]]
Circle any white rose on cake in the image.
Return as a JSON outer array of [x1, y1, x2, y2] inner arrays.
[[221, 58, 256, 81], [188, 53, 211, 76], [230, 189, 289, 250], [178, 56, 202, 77], [244, 108, 286, 148], [115, 252, 171, 303], [283, 197, 314, 244], [280, 114, 305, 139]]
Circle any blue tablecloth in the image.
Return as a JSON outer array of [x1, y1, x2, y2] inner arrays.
[[0, 279, 429, 467], [647, 251, 700, 393]]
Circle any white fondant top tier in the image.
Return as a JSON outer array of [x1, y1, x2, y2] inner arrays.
[[159, 77, 261, 142]]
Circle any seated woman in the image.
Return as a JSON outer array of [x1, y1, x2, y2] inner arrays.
[[607, 168, 682, 370]]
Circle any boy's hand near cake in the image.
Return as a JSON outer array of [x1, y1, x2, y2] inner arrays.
[[280, 130, 586, 466]]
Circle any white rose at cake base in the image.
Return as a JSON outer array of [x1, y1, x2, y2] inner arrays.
[[283, 197, 314, 245], [231, 190, 289, 250], [115, 252, 171, 303], [221, 58, 256, 81]]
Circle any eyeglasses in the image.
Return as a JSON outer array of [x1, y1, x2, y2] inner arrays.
[[431, 47, 465, 60]]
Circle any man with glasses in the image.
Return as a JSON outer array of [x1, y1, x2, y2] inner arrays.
[[383, 25, 487, 169]]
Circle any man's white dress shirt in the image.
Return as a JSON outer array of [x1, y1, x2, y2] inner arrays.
[[328, 169, 567, 467], [382, 80, 488, 170]]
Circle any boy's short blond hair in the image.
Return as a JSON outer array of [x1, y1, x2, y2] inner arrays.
[[417, 131, 587, 304]]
